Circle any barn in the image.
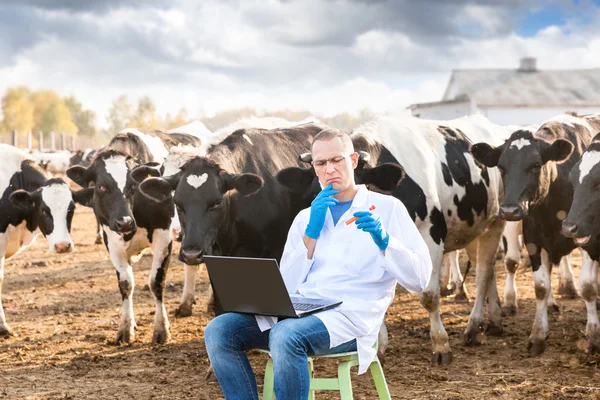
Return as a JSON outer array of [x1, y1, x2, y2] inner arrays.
[[408, 57, 600, 125]]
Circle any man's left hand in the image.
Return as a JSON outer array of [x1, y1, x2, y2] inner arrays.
[[353, 211, 389, 251]]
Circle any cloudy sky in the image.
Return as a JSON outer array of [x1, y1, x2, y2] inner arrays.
[[1, 0, 600, 126]]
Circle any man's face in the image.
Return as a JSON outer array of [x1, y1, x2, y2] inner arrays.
[[311, 138, 358, 192]]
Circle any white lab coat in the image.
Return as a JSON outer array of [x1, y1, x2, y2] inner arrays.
[[256, 185, 432, 373]]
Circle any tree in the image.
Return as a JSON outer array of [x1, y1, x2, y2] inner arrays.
[[164, 108, 189, 130], [64, 96, 97, 137], [31, 90, 77, 135], [1, 86, 34, 137], [129, 95, 161, 129], [106, 95, 133, 135]]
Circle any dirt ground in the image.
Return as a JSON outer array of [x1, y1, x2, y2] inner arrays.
[[1, 206, 600, 399]]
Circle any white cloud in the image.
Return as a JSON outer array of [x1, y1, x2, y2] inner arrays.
[[1, 0, 599, 130]]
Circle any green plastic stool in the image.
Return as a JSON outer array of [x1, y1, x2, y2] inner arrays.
[[260, 344, 391, 400]]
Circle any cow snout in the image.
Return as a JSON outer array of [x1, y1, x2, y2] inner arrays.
[[54, 242, 72, 254], [561, 221, 578, 238], [115, 216, 135, 233], [179, 247, 204, 265], [499, 204, 524, 221]]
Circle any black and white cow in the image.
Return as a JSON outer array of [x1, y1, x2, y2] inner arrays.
[[66, 128, 201, 344], [560, 133, 600, 353], [0, 144, 87, 336], [138, 123, 328, 315], [471, 113, 600, 354], [277, 114, 515, 364]]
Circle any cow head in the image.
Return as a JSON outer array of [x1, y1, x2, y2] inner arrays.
[[66, 150, 161, 235], [9, 178, 84, 254], [562, 137, 600, 246], [471, 130, 573, 221], [139, 157, 263, 264]]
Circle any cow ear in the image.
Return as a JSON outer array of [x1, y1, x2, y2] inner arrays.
[[139, 177, 174, 203], [72, 188, 94, 207], [9, 190, 35, 211], [359, 163, 405, 191], [543, 139, 573, 163], [224, 173, 263, 196], [299, 152, 312, 164], [67, 165, 92, 188], [131, 164, 162, 184], [471, 143, 502, 168], [276, 167, 315, 193]]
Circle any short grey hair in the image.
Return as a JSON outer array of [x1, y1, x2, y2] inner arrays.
[[311, 128, 354, 153]]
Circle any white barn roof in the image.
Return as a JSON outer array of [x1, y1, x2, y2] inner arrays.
[[443, 65, 600, 107]]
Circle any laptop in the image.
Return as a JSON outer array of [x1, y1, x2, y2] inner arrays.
[[203, 255, 342, 318]]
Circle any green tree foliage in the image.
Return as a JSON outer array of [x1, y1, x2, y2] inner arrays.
[[64, 96, 97, 137], [1, 87, 35, 137], [105, 95, 133, 136]]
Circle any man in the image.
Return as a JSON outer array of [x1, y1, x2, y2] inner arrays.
[[204, 128, 432, 399]]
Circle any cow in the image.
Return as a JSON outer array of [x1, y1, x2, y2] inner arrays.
[[0, 144, 88, 336], [471, 113, 600, 354], [560, 132, 600, 353], [276, 114, 515, 364], [66, 128, 201, 344], [440, 221, 523, 303], [31, 150, 72, 176], [70, 147, 105, 244], [137, 123, 329, 317]]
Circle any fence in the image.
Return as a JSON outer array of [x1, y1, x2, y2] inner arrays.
[[0, 130, 98, 152]]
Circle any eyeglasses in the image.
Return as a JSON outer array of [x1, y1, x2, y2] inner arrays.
[[312, 155, 347, 169]]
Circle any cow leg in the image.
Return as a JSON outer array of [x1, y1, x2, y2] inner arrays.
[[106, 237, 136, 344], [377, 320, 389, 365], [176, 264, 199, 318], [580, 250, 600, 353], [149, 230, 172, 344], [418, 237, 451, 365], [95, 217, 103, 245], [449, 250, 469, 301], [0, 239, 14, 337], [502, 221, 521, 316], [546, 266, 560, 314], [440, 253, 452, 297], [528, 248, 551, 355], [464, 217, 505, 345], [558, 255, 578, 299]]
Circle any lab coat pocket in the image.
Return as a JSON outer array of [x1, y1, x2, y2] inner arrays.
[[344, 232, 381, 277]]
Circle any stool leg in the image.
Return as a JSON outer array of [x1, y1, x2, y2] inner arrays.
[[338, 360, 354, 400], [308, 358, 315, 400], [263, 358, 275, 400], [369, 359, 391, 400]]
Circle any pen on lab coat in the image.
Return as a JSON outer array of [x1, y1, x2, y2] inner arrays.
[[345, 205, 376, 225]]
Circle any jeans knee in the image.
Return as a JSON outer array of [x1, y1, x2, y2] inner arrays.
[[269, 323, 304, 356], [204, 314, 232, 350]]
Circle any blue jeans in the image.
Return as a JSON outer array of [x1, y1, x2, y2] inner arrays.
[[204, 313, 357, 400]]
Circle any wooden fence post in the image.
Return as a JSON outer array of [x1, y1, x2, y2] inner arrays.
[[11, 130, 18, 147], [60, 133, 66, 151], [50, 132, 56, 151], [38, 131, 44, 151], [27, 131, 32, 151]]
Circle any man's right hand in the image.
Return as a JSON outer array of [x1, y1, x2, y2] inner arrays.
[[304, 183, 339, 239]]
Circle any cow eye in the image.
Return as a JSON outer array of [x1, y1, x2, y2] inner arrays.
[[530, 163, 541, 172], [209, 199, 223, 210], [97, 185, 108, 193]]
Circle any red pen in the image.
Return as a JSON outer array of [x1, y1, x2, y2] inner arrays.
[[345, 205, 376, 225]]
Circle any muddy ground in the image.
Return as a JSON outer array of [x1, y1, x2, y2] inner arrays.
[[1, 206, 599, 399]]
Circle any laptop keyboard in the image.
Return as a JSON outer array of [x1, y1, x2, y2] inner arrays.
[[293, 302, 322, 311]]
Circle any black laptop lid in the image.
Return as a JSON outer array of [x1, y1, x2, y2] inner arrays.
[[204, 255, 298, 318]]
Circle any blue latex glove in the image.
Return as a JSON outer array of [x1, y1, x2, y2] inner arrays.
[[305, 184, 339, 239], [353, 211, 389, 251]]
